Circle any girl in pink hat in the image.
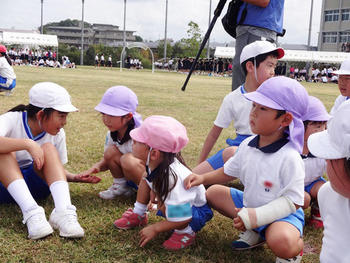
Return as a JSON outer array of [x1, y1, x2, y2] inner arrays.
[[301, 96, 330, 229], [77, 86, 144, 199], [114, 115, 213, 250]]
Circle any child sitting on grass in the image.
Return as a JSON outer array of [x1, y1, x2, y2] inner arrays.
[[193, 41, 284, 174], [114, 116, 213, 250], [185, 76, 308, 262], [301, 96, 330, 228], [308, 100, 350, 262], [77, 86, 144, 199]]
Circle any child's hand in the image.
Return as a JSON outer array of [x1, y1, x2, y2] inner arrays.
[[78, 166, 100, 177], [26, 140, 44, 170], [139, 225, 158, 247], [184, 173, 203, 189], [74, 174, 101, 184], [233, 208, 246, 231]]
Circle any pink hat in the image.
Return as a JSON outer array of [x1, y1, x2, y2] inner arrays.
[[302, 96, 330, 122], [0, 45, 7, 53], [95, 86, 142, 127], [130, 115, 189, 153], [244, 76, 309, 153]]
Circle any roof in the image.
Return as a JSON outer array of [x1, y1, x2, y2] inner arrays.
[[0, 31, 58, 47]]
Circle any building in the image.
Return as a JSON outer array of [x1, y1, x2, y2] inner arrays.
[[318, 0, 350, 52], [46, 23, 135, 48]]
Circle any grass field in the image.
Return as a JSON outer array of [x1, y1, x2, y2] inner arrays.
[[0, 66, 339, 262]]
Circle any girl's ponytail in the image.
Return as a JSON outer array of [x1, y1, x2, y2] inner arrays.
[[8, 104, 52, 119]]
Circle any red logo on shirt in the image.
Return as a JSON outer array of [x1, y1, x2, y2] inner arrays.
[[264, 181, 273, 192]]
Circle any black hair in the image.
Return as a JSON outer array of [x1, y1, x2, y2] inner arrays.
[[345, 158, 350, 179], [1, 52, 13, 66], [8, 104, 54, 120], [241, 50, 280, 76], [303, 120, 327, 130], [275, 109, 286, 119], [152, 151, 189, 205], [110, 116, 135, 145]]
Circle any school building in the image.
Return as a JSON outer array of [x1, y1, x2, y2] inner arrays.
[[45, 23, 136, 49], [318, 0, 350, 52]]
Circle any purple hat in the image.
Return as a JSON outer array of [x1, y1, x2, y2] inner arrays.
[[302, 96, 330, 122], [130, 115, 189, 153], [95, 86, 142, 127], [244, 76, 309, 153]]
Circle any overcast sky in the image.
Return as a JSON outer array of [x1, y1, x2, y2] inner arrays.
[[1, 0, 322, 46]]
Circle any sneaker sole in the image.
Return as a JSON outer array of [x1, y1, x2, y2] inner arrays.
[[28, 227, 54, 240], [232, 240, 266, 251], [49, 221, 84, 238]]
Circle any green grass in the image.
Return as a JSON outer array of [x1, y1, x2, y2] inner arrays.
[[0, 66, 338, 262]]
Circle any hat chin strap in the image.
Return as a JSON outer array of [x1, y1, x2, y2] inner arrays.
[[254, 57, 259, 84], [145, 147, 153, 176]]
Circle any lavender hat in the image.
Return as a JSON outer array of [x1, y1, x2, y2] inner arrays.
[[302, 96, 330, 122], [95, 86, 142, 127], [244, 76, 309, 153]]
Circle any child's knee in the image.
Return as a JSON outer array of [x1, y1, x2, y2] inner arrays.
[[206, 185, 225, 205], [222, 147, 236, 163], [41, 142, 57, 154]]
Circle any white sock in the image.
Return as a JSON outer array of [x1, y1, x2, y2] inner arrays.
[[113, 177, 127, 185], [133, 201, 147, 216], [49, 180, 72, 212], [174, 225, 194, 235], [7, 179, 38, 214]]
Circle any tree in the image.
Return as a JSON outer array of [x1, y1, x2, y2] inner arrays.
[[178, 21, 206, 58], [156, 40, 173, 60]]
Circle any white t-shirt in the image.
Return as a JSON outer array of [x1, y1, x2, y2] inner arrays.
[[224, 135, 305, 208], [330, 95, 348, 115], [318, 182, 350, 263], [214, 85, 253, 135], [104, 131, 132, 154], [146, 159, 207, 222], [303, 156, 326, 186], [0, 57, 16, 80], [0, 111, 68, 168]]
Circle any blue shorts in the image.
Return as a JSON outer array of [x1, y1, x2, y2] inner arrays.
[[304, 177, 326, 194], [126, 180, 138, 190], [0, 164, 50, 204], [207, 134, 251, 170], [230, 188, 304, 238], [0, 76, 16, 90], [157, 203, 213, 232]]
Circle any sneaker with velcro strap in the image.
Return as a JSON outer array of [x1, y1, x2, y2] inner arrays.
[[162, 232, 196, 250], [114, 208, 148, 229], [98, 183, 135, 200], [49, 205, 84, 238], [23, 206, 54, 240], [231, 229, 265, 250]]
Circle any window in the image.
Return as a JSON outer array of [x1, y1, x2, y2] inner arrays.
[[323, 32, 338, 43], [342, 9, 350, 21], [325, 10, 339, 22], [340, 32, 350, 43]]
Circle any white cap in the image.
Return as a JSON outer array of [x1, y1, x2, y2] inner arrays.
[[240, 40, 284, 65], [29, 82, 78, 112], [308, 100, 350, 159], [333, 58, 350, 75]]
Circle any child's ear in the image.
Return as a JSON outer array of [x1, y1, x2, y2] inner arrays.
[[246, 61, 255, 73], [150, 149, 161, 161], [281, 112, 293, 127], [36, 109, 44, 121], [124, 113, 133, 122]]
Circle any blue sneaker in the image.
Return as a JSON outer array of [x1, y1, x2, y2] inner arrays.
[[231, 230, 265, 250]]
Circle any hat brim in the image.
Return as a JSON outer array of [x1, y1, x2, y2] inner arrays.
[[244, 91, 284, 110], [130, 127, 146, 144], [308, 130, 345, 159], [333, 70, 350, 75], [53, 104, 78, 112], [95, 103, 130, 116]]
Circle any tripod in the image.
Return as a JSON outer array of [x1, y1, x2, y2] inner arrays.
[[181, 0, 227, 91]]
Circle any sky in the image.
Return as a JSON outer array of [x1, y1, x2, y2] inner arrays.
[[1, 0, 322, 46]]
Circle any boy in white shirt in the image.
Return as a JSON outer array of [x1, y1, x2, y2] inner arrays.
[[186, 76, 308, 263], [308, 100, 350, 263], [330, 58, 350, 114], [193, 41, 284, 174]]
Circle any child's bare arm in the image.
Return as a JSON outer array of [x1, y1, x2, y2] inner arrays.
[[184, 167, 234, 189], [197, 125, 223, 164]]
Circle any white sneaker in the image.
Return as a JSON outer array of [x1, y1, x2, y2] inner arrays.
[[22, 206, 53, 240], [98, 183, 135, 200], [231, 230, 265, 250], [49, 205, 84, 238], [276, 250, 303, 263]]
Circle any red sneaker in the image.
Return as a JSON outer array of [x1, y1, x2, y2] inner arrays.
[[114, 208, 148, 230], [309, 205, 323, 229], [162, 232, 195, 250]]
